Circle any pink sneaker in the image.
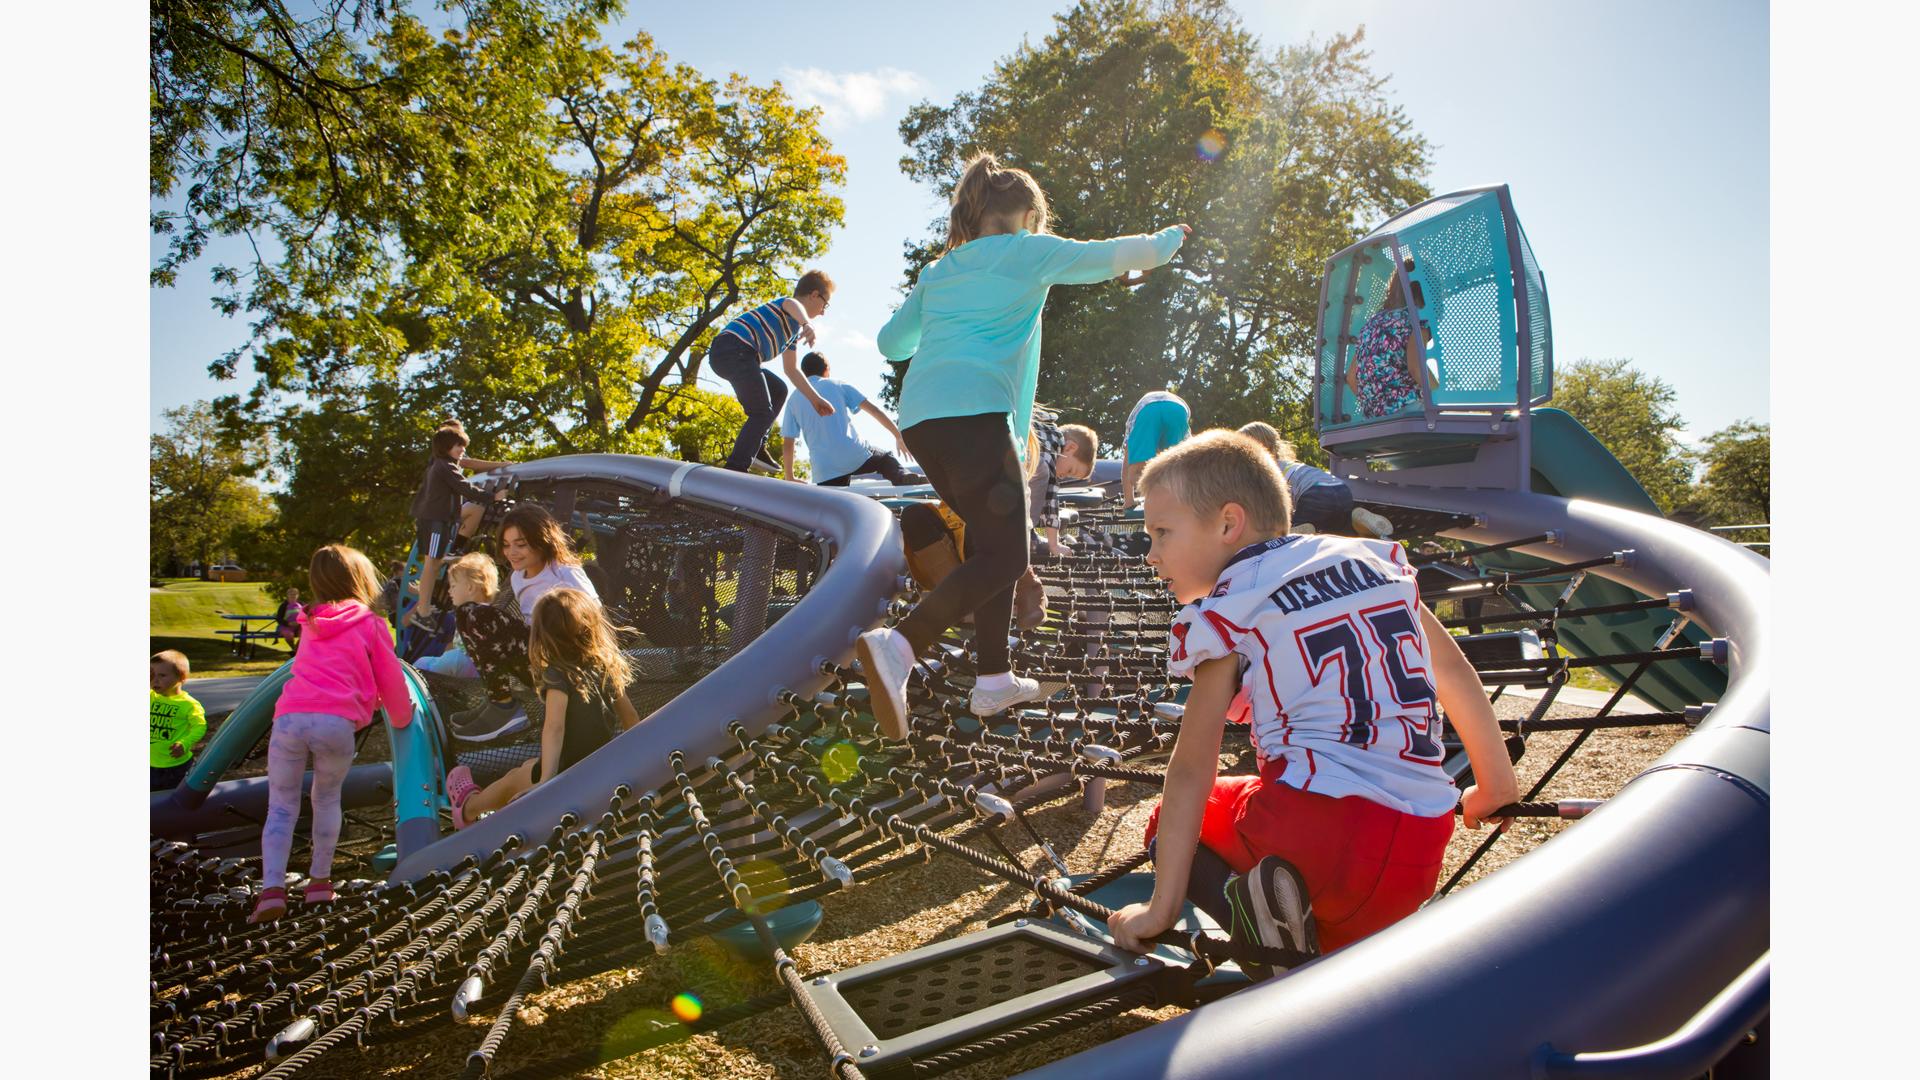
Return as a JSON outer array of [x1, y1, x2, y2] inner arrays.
[[248, 887, 287, 925], [446, 766, 479, 829], [300, 879, 335, 905]]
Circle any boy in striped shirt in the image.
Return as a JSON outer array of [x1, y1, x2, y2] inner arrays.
[[710, 270, 837, 474]]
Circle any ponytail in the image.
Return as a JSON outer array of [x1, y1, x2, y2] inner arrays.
[[946, 153, 1050, 253]]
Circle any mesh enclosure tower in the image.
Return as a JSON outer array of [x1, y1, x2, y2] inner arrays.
[[1313, 185, 1552, 488]]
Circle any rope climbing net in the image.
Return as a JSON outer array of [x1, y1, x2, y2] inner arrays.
[[150, 493, 1724, 1080]]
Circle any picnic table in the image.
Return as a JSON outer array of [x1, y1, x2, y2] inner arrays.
[[216, 613, 284, 660]]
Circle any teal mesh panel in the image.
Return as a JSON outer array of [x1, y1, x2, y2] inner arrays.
[[1515, 219, 1553, 402], [1399, 193, 1515, 405], [1358, 191, 1482, 245]]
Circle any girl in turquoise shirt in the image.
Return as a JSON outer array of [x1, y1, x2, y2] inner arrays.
[[858, 152, 1187, 737]]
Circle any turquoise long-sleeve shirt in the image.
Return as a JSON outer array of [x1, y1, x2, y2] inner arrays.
[[878, 226, 1186, 455]]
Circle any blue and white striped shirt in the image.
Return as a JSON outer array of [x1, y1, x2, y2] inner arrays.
[[719, 299, 804, 364]]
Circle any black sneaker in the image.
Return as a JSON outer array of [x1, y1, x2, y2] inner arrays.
[[448, 700, 529, 743], [406, 603, 440, 632], [1223, 856, 1320, 981]]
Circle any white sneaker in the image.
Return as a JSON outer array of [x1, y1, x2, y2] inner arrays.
[[968, 675, 1046, 717], [1351, 507, 1394, 538], [855, 627, 915, 739]]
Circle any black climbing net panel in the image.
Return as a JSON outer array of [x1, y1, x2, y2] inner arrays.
[[150, 491, 1721, 1080]]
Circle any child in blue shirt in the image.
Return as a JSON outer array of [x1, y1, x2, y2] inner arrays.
[[856, 152, 1187, 736], [779, 351, 916, 486]]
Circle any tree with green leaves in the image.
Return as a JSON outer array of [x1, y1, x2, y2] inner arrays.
[[890, 0, 1430, 453], [151, 403, 276, 576], [1551, 358, 1697, 514], [153, 1, 844, 573], [1687, 419, 1769, 529]]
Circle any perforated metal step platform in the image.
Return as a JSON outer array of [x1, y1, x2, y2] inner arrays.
[[798, 918, 1166, 1076]]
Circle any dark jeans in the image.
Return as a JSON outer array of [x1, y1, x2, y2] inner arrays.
[[896, 413, 1029, 675], [820, 452, 916, 487], [1292, 483, 1356, 536], [711, 335, 787, 472], [151, 760, 193, 792]]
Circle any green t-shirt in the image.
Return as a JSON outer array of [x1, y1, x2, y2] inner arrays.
[[150, 689, 207, 768]]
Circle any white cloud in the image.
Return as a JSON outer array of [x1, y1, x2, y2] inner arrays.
[[780, 66, 927, 127]]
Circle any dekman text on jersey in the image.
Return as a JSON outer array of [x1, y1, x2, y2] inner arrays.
[[1267, 557, 1394, 615]]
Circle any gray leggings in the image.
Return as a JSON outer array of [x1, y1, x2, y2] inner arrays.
[[261, 712, 358, 889]]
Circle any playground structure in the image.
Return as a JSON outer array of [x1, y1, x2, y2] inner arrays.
[[150, 187, 1767, 1079]]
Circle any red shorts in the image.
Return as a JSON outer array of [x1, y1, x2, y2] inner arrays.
[[1144, 763, 1455, 951]]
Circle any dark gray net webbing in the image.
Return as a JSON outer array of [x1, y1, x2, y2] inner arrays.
[[151, 495, 1712, 1080]]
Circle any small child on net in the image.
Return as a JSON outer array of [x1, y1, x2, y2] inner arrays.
[[150, 650, 208, 792], [447, 505, 599, 743], [444, 588, 641, 828], [1106, 430, 1517, 973], [1235, 421, 1393, 538], [1345, 261, 1431, 419], [250, 544, 413, 923], [859, 151, 1188, 736], [413, 553, 503, 679], [1027, 410, 1097, 559], [1121, 389, 1191, 509]]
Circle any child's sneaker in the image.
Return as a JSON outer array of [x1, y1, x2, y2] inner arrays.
[[248, 886, 288, 925], [407, 602, 440, 632], [1223, 856, 1320, 981], [448, 700, 528, 743], [446, 766, 479, 829], [749, 449, 781, 476], [855, 627, 915, 739], [968, 674, 1046, 717], [1351, 507, 1395, 538]]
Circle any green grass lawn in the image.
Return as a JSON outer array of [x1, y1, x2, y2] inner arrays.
[[150, 578, 297, 677]]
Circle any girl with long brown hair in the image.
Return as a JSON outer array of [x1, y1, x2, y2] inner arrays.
[[444, 588, 640, 827], [861, 152, 1189, 736]]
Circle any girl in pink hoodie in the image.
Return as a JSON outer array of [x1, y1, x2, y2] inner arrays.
[[250, 544, 414, 924]]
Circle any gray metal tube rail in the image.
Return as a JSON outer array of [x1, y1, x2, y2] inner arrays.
[[389, 455, 906, 883]]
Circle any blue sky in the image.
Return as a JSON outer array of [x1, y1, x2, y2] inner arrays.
[[150, 0, 1767, 456]]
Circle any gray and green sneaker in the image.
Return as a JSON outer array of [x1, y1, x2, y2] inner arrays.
[[1223, 856, 1320, 981]]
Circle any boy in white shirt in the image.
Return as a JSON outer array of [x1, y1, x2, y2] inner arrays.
[[1106, 430, 1518, 975]]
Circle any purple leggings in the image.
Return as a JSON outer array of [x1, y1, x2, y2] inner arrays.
[[261, 712, 358, 889]]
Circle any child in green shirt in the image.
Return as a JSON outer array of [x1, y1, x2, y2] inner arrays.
[[150, 650, 207, 791]]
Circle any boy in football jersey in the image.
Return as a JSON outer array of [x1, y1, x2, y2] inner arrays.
[[1107, 430, 1518, 975]]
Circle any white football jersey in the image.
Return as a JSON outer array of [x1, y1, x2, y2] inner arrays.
[[1168, 535, 1459, 817]]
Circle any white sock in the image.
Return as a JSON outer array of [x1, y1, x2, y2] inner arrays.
[[884, 628, 915, 666], [976, 671, 1014, 692]]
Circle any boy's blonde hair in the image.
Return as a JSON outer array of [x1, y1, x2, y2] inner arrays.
[[309, 544, 383, 606], [1139, 429, 1292, 535], [152, 650, 191, 680], [1236, 421, 1300, 464], [1059, 424, 1097, 464], [447, 552, 500, 599], [947, 153, 1050, 252]]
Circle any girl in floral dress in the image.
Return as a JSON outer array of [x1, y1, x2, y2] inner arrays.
[[1346, 264, 1430, 419]]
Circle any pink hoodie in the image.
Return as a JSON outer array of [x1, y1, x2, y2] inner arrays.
[[273, 600, 414, 730]]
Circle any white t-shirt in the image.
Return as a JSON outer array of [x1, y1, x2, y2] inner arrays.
[[1167, 534, 1458, 817], [512, 561, 599, 623]]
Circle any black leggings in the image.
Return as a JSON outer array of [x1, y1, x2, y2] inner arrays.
[[820, 452, 916, 487], [897, 413, 1029, 675], [711, 335, 787, 472]]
